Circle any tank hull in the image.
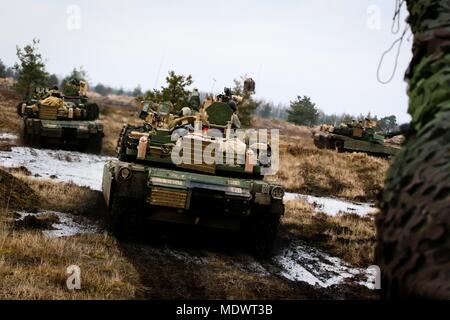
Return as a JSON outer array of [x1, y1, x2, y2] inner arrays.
[[313, 132, 400, 157], [102, 159, 284, 256], [21, 117, 103, 150]]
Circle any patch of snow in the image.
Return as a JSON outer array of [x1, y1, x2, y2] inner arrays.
[[0, 147, 113, 191], [16, 210, 98, 238], [164, 248, 209, 265], [0, 133, 18, 141], [284, 192, 377, 217], [274, 241, 377, 289]]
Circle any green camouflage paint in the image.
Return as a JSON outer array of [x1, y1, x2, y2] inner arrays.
[[377, 0, 450, 299]]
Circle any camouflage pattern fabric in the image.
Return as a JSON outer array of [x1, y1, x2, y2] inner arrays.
[[377, 0, 450, 299]]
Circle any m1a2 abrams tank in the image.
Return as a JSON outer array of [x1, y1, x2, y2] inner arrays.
[[313, 119, 401, 157], [102, 83, 285, 257], [17, 79, 103, 153]]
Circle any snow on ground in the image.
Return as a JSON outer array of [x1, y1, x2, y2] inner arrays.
[[1, 146, 378, 290], [273, 241, 377, 289], [16, 210, 98, 238], [284, 192, 377, 217], [0, 147, 377, 217], [0, 133, 18, 141], [0, 147, 113, 191]]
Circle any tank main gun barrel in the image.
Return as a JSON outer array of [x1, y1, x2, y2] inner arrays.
[[384, 123, 411, 138]]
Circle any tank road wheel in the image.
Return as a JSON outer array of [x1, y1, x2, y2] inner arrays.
[[19, 122, 30, 146], [243, 205, 281, 258], [20, 120, 41, 147], [334, 140, 344, 152], [313, 137, 325, 150], [109, 195, 144, 239]]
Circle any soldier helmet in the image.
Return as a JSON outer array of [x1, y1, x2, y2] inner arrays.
[[228, 100, 237, 112]]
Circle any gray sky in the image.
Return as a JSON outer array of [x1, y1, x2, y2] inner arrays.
[[0, 0, 412, 122]]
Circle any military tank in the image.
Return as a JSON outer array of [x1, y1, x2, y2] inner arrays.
[[102, 82, 285, 257], [313, 120, 401, 157], [17, 79, 103, 153]]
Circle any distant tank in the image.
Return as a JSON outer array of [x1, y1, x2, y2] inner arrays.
[[313, 120, 401, 157], [102, 83, 284, 257], [17, 79, 103, 153]]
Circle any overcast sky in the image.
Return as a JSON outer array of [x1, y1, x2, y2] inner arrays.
[[0, 0, 412, 122]]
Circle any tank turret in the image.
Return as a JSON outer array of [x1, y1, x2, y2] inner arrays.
[[103, 81, 284, 257], [17, 82, 103, 152], [313, 120, 401, 157]]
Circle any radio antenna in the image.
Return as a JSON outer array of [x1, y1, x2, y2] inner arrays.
[[154, 48, 166, 89]]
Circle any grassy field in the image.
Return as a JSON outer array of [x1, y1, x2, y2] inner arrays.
[[253, 118, 390, 201], [0, 86, 382, 299], [0, 168, 140, 299], [0, 168, 377, 299], [0, 87, 390, 202], [282, 200, 376, 267]]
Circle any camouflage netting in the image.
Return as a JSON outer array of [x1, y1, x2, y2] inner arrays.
[[377, 0, 450, 299]]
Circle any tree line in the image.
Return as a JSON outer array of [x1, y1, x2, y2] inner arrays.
[[1, 39, 399, 132], [253, 95, 400, 133], [0, 39, 142, 98]]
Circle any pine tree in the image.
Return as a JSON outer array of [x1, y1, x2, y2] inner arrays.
[[0, 59, 5, 78], [144, 71, 193, 112], [287, 95, 319, 126], [14, 39, 50, 97]]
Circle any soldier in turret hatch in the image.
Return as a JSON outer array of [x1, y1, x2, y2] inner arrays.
[[188, 88, 201, 111]]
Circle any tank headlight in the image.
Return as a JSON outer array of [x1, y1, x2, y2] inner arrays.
[[271, 186, 284, 199], [119, 167, 132, 180]]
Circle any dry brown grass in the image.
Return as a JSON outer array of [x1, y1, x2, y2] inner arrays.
[[98, 106, 141, 156], [0, 88, 21, 136], [0, 168, 376, 299], [282, 200, 376, 267], [0, 226, 140, 299], [253, 117, 313, 139], [265, 132, 390, 201], [0, 169, 36, 212], [11, 171, 103, 214], [0, 168, 140, 299], [254, 116, 390, 201], [87, 91, 141, 156]]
